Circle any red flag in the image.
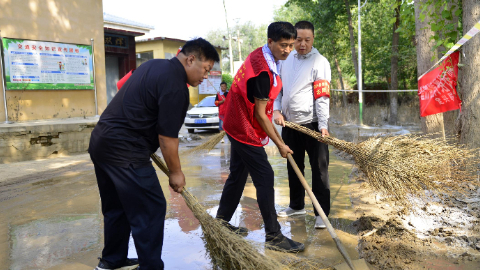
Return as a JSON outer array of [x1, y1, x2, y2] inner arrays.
[[418, 51, 461, 117]]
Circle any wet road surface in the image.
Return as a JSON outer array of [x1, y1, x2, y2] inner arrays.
[[0, 126, 368, 270]]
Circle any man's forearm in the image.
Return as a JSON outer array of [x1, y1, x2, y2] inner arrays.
[[255, 111, 283, 148], [158, 135, 181, 173], [315, 96, 330, 130]]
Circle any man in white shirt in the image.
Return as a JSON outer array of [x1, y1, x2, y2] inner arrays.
[[273, 21, 332, 229]]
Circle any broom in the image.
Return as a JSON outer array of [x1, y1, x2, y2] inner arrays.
[[271, 125, 359, 270], [180, 131, 226, 156], [283, 121, 479, 204], [150, 153, 333, 270]]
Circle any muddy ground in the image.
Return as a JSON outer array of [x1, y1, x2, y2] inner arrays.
[[1, 124, 480, 269], [334, 146, 480, 270]]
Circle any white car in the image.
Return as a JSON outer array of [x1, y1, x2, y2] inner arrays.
[[184, 95, 219, 133]]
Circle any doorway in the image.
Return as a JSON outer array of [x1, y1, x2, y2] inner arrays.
[[105, 56, 119, 104]]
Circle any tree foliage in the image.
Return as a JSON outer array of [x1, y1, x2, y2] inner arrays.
[[275, 0, 418, 90], [205, 22, 267, 73], [399, 0, 462, 58]]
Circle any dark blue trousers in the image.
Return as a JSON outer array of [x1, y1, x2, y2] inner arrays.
[[91, 156, 166, 270]]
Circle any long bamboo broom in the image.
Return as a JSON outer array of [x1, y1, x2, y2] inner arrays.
[[150, 153, 286, 269], [150, 153, 333, 270], [272, 126, 359, 270], [283, 121, 479, 204], [180, 131, 226, 156]]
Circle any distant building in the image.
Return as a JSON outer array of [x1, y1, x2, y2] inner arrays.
[[103, 13, 154, 104], [0, 1, 154, 162], [136, 37, 225, 105], [0, 0, 106, 122], [0, 1, 154, 122]]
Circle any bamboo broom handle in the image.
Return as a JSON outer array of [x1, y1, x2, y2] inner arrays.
[[151, 153, 189, 196], [151, 153, 170, 176], [273, 124, 356, 270], [284, 121, 358, 155]]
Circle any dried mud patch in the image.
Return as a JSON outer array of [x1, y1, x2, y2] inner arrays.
[[348, 169, 480, 269]]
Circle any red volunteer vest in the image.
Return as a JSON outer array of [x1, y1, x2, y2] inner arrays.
[[216, 92, 227, 120], [223, 47, 282, 146]]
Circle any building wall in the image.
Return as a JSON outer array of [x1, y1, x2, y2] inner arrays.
[[0, 0, 106, 122], [162, 39, 183, 58], [136, 40, 164, 59], [0, 119, 98, 163]]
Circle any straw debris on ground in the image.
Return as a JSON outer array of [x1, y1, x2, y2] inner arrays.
[[284, 121, 479, 205], [151, 153, 333, 270], [182, 189, 334, 270]]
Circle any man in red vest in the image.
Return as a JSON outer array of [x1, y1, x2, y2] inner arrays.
[[216, 22, 304, 252], [214, 81, 228, 131]]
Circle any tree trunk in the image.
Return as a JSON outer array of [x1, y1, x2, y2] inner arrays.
[[389, 0, 400, 125], [332, 39, 347, 107], [344, 0, 359, 85], [459, 0, 480, 148], [414, 0, 445, 138], [441, 0, 460, 137]]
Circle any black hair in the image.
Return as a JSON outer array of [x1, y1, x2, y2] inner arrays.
[[180, 38, 220, 63], [267, 22, 296, 42], [295, 21, 315, 35], [220, 81, 227, 86]]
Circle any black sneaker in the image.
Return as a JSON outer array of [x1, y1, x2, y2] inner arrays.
[[95, 257, 139, 270], [217, 219, 249, 236], [265, 234, 305, 253]]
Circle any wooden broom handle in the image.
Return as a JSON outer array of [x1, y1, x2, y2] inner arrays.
[[273, 124, 356, 270]]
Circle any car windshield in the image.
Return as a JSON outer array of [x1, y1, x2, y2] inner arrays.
[[197, 96, 216, 107]]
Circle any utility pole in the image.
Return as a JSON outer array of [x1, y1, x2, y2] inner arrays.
[[237, 30, 242, 61], [358, 0, 367, 125], [223, 0, 234, 74], [228, 35, 233, 74]]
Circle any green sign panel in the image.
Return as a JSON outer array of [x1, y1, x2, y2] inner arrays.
[[1, 38, 94, 90]]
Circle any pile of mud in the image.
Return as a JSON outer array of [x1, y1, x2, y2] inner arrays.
[[349, 175, 480, 269]]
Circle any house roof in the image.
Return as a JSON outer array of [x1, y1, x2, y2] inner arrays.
[[103, 12, 154, 32], [136, 36, 227, 50]]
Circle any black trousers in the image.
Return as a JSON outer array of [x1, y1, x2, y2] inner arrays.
[[91, 156, 166, 270], [216, 135, 281, 239], [282, 122, 330, 216]]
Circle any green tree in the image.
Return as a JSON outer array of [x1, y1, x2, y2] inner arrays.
[[274, 0, 419, 110], [276, 0, 353, 105], [221, 73, 233, 90]]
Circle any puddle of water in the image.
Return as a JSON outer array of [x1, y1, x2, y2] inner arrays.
[[166, 142, 361, 268], [10, 216, 100, 270], [0, 131, 361, 269]]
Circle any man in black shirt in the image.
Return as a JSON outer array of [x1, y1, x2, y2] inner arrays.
[[89, 38, 219, 270]]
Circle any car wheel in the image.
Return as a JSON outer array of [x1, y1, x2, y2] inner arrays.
[[188, 129, 195, 133]]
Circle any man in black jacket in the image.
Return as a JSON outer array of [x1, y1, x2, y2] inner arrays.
[[89, 38, 219, 270]]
